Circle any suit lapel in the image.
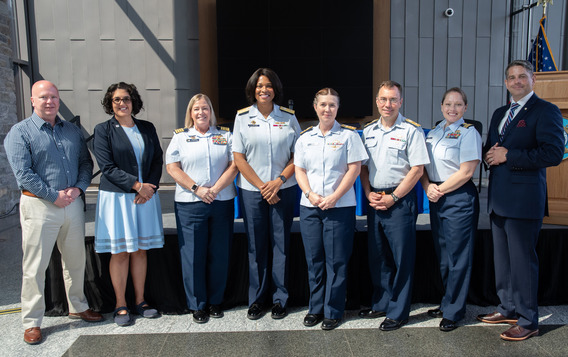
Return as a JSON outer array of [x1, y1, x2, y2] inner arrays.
[[501, 94, 539, 141]]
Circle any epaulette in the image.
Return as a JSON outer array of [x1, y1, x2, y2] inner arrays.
[[237, 106, 251, 115], [405, 119, 421, 127], [364, 119, 379, 128], [460, 123, 473, 129], [432, 126, 437, 130], [341, 124, 356, 131], [280, 106, 295, 115], [217, 125, 230, 132], [173, 127, 188, 134], [300, 126, 313, 135]]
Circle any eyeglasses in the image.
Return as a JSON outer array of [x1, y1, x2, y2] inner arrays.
[[377, 97, 400, 105], [112, 97, 131, 104]]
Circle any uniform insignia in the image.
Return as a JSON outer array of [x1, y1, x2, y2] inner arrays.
[[273, 121, 288, 129], [405, 119, 421, 127], [460, 123, 473, 129], [212, 134, 228, 145], [237, 106, 251, 115], [248, 120, 259, 127], [174, 127, 188, 134], [280, 106, 295, 115], [340, 124, 356, 131], [364, 119, 379, 128], [300, 126, 313, 135], [217, 126, 230, 132], [187, 135, 199, 142], [445, 130, 461, 139], [327, 140, 345, 149]]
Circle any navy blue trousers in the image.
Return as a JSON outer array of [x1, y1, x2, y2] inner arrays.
[[490, 212, 541, 330], [175, 199, 234, 311], [240, 186, 296, 307], [300, 206, 355, 320], [367, 190, 417, 321], [429, 180, 479, 322]]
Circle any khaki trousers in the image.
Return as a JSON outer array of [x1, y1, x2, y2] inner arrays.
[[20, 195, 89, 329]]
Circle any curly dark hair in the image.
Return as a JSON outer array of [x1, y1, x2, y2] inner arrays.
[[101, 82, 144, 115], [244, 68, 284, 105]]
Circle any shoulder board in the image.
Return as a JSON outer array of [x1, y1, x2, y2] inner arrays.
[[341, 124, 356, 131], [237, 106, 251, 115], [364, 119, 379, 128], [216, 125, 230, 132], [300, 126, 313, 135], [279, 106, 295, 115], [432, 126, 437, 130], [405, 119, 421, 127], [173, 127, 188, 134], [460, 123, 473, 129]]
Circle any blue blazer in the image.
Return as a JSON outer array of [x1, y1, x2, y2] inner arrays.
[[93, 116, 163, 193], [483, 94, 564, 220]]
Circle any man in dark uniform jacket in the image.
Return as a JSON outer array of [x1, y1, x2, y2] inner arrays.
[[478, 60, 564, 341]]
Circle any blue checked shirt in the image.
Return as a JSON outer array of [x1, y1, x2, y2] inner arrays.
[[4, 113, 93, 203]]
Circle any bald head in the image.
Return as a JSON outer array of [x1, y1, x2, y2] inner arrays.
[[31, 80, 60, 124]]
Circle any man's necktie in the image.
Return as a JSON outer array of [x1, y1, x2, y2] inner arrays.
[[500, 102, 520, 140]]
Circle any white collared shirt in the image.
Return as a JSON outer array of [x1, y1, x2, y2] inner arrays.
[[232, 104, 301, 191], [497, 91, 534, 133], [424, 118, 482, 182], [295, 121, 368, 207], [166, 126, 236, 202], [362, 113, 429, 188]]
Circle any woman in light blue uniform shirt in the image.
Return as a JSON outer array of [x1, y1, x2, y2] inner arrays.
[[419, 87, 481, 332], [166, 94, 237, 324], [232, 68, 301, 320], [294, 88, 368, 330]]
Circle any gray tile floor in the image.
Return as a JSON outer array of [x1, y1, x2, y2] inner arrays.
[[1, 186, 567, 357]]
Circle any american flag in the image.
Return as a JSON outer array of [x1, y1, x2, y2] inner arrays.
[[527, 15, 558, 72]]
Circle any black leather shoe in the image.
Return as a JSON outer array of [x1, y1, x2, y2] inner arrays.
[[439, 318, 457, 331], [271, 303, 287, 319], [379, 318, 407, 331], [303, 313, 324, 327], [358, 309, 386, 319], [192, 310, 209, 323], [247, 303, 263, 320], [321, 318, 340, 330], [209, 305, 224, 318], [427, 308, 443, 318]]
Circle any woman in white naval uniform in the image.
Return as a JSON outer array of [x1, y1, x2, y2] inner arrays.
[[419, 87, 481, 331], [294, 88, 368, 330], [232, 68, 301, 320], [166, 94, 237, 324]]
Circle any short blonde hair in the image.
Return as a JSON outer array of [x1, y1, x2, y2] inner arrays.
[[184, 93, 217, 128], [313, 87, 340, 106]]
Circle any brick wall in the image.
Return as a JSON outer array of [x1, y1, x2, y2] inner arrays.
[[0, 0, 19, 216]]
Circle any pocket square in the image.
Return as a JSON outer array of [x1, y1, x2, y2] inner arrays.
[[516, 120, 526, 128]]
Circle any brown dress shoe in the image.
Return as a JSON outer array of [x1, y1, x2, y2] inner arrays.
[[24, 327, 42, 345], [500, 325, 539, 341], [68, 308, 103, 322], [476, 311, 518, 324]]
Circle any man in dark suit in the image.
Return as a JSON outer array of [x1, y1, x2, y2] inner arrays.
[[477, 60, 564, 341]]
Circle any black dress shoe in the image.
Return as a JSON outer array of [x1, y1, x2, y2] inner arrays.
[[247, 303, 263, 320], [303, 313, 324, 327], [358, 309, 386, 319], [439, 318, 457, 332], [209, 305, 224, 318], [379, 318, 408, 331], [271, 303, 287, 319], [192, 310, 209, 323], [321, 318, 340, 330], [427, 308, 443, 318]]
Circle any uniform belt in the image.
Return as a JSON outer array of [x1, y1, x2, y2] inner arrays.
[[21, 190, 38, 198], [371, 186, 397, 195]]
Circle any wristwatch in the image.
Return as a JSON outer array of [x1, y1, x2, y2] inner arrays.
[[278, 175, 287, 183], [191, 184, 198, 192], [305, 190, 312, 199], [390, 192, 400, 203]]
